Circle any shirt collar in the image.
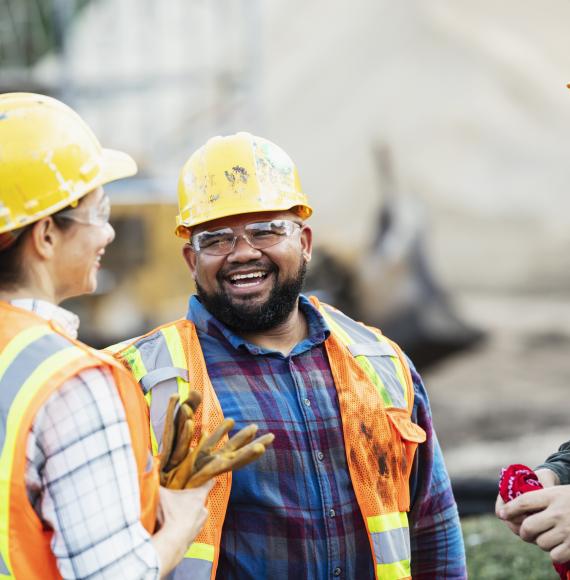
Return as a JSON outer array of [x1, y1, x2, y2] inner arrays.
[[10, 298, 80, 339], [186, 294, 330, 356]]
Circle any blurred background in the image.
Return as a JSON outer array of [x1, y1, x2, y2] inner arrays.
[[3, 0, 570, 575]]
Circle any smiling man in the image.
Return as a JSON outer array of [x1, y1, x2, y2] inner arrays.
[[112, 132, 466, 579]]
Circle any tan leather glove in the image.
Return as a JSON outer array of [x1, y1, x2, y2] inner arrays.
[[159, 392, 274, 490]]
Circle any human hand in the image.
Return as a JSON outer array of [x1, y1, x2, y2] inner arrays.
[[158, 482, 212, 545], [498, 485, 570, 563], [495, 493, 525, 535]]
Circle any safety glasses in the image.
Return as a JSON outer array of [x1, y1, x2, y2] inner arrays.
[[191, 219, 302, 256], [57, 196, 111, 227]]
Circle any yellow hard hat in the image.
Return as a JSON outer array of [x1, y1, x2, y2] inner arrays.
[[175, 132, 312, 238], [0, 92, 137, 235]]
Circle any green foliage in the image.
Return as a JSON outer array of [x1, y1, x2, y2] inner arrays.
[[463, 515, 558, 579]]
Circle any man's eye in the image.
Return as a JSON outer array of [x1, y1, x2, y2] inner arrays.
[[252, 228, 276, 238], [200, 233, 233, 247]]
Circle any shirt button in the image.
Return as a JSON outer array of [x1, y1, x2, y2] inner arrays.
[[333, 567, 342, 576], [328, 508, 336, 518], [316, 451, 325, 461], [303, 398, 311, 407]]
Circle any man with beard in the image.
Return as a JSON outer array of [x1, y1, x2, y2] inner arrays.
[[111, 133, 466, 579]]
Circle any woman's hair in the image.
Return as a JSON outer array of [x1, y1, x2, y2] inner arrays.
[[0, 205, 79, 290]]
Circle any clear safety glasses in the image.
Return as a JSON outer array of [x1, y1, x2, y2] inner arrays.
[[191, 219, 302, 256], [57, 196, 111, 227]]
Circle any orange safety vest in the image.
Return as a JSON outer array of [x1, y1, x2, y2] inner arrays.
[[113, 297, 426, 579], [0, 302, 159, 579]]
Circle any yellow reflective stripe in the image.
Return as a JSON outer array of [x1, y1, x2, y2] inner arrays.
[[144, 390, 159, 455], [355, 355, 392, 407], [122, 346, 147, 383], [376, 559, 411, 579], [367, 511, 409, 533], [184, 542, 215, 561], [160, 326, 189, 401], [321, 308, 394, 406], [0, 326, 51, 382], [0, 345, 84, 576]]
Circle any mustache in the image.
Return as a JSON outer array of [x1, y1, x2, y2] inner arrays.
[[217, 260, 278, 280]]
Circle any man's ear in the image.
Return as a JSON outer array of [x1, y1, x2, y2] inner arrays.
[[29, 218, 60, 260], [300, 224, 313, 263], [182, 243, 198, 278]]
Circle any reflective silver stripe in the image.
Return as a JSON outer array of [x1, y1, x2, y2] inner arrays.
[[348, 342, 397, 357], [323, 306, 407, 408], [324, 306, 378, 343], [140, 367, 189, 394], [0, 552, 9, 575], [365, 356, 406, 409], [169, 557, 212, 579], [0, 333, 71, 454], [371, 527, 411, 565], [132, 332, 180, 452]]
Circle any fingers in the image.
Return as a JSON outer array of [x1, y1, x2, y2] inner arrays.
[[167, 418, 194, 468], [168, 433, 209, 489], [185, 391, 202, 414], [185, 433, 275, 489], [519, 511, 555, 543], [159, 394, 180, 473], [222, 424, 258, 452], [201, 418, 235, 455], [550, 540, 570, 564], [536, 527, 566, 552], [498, 488, 549, 521]]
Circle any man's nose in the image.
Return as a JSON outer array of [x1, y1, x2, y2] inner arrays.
[[227, 234, 262, 261]]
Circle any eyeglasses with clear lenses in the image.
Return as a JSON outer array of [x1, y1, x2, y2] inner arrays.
[[191, 219, 302, 256], [57, 196, 111, 227]]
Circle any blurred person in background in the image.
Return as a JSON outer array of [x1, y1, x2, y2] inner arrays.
[[497, 445, 570, 568], [111, 132, 466, 579], [0, 93, 210, 579]]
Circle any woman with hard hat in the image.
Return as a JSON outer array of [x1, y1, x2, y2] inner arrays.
[[0, 93, 209, 579]]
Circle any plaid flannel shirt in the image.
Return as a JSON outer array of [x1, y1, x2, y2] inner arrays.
[[187, 295, 466, 579]]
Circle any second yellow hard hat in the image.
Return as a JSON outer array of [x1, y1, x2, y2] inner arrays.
[[176, 132, 312, 238]]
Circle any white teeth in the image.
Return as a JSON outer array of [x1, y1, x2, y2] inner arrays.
[[230, 271, 265, 281]]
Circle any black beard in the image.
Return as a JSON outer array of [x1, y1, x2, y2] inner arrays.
[[196, 260, 307, 333]]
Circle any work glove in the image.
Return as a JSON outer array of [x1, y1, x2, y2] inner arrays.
[[159, 392, 274, 489]]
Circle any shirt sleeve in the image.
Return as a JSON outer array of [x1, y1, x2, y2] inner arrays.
[[25, 366, 160, 579], [406, 358, 467, 579], [536, 441, 570, 485]]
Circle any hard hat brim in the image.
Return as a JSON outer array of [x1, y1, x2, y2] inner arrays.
[[99, 148, 138, 185]]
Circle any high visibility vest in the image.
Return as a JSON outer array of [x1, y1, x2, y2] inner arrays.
[[0, 302, 159, 580], [112, 296, 426, 580]]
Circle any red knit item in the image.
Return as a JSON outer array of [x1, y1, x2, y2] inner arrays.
[[499, 464, 570, 579]]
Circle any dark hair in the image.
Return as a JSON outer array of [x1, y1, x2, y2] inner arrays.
[[0, 205, 78, 290]]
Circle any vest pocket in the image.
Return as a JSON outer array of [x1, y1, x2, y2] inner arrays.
[[386, 408, 426, 511]]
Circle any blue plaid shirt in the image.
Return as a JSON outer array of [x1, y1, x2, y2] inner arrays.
[[187, 295, 466, 579]]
